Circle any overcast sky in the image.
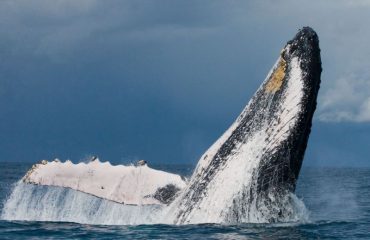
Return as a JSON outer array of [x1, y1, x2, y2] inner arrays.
[[1, 0, 370, 167]]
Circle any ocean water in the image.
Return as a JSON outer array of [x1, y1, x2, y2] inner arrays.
[[0, 162, 369, 239]]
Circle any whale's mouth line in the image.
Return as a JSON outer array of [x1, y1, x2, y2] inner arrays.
[[3, 27, 321, 225]]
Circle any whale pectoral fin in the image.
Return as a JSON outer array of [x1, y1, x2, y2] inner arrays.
[[22, 159, 187, 205]]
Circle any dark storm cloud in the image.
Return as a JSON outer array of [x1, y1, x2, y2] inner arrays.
[[1, 0, 370, 166]]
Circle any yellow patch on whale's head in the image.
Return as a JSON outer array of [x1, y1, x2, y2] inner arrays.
[[265, 57, 287, 93]]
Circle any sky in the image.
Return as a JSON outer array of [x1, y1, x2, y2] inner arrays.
[[1, 0, 370, 167]]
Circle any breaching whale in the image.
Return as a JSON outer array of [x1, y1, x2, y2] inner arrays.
[[10, 27, 321, 224], [167, 26, 322, 223]]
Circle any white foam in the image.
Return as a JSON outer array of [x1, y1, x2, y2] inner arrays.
[[1, 181, 308, 225]]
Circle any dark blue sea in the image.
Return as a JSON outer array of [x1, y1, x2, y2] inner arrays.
[[0, 162, 369, 239]]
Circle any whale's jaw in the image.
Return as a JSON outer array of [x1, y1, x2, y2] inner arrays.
[[170, 27, 322, 224]]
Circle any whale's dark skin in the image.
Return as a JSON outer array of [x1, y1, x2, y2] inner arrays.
[[171, 27, 322, 223]]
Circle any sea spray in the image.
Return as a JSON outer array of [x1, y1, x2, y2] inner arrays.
[[1, 182, 163, 225], [1, 181, 309, 225]]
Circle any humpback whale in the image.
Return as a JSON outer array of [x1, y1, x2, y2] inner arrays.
[[167, 26, 321, 223], [14, 27, 321, 224]]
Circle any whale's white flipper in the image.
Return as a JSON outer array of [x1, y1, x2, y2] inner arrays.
[[23, 159, 186, 205]]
